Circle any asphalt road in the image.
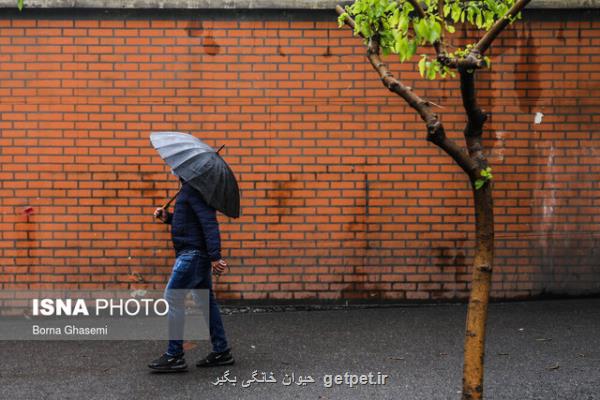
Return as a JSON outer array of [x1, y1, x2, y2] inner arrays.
[[0, 299, 599, 400]]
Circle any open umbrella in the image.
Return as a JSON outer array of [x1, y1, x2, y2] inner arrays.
[[150, 131, 240, 218]]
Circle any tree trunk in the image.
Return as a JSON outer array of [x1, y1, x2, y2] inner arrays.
[[462, 183, 494, 400], [333, 4, 534, 397]]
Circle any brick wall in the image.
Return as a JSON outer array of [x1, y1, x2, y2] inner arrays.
[[1, 9, 599, 301]]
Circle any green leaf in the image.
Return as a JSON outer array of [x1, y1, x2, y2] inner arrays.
[[468, 7, 475, 24], [361, 24, 372, 38], [397, 37, 408, 61], [427, 66, 436, 80], [336, 0, 520, 78], [389, 8, 400, 27], [385, 1, 397, 12], [418, 55, 427, 77], [18, 0, 24, 11], [485, 0, 498, 13], [443, 3, 451, 17], [483, 167, 494, 180], [430, 21, 442, 43], [474, 167, 493, 189], [451, 6, 461, 23], [414, 18, 426, 41], [408, 39, 417, 58], [398, 13, 408, 32], [337, 13, 348, 28]]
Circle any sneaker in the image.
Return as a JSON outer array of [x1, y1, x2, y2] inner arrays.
[[148, 353, 188, 372], [196, 349, 234, 368]]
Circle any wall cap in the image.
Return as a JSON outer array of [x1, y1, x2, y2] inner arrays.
[[1, 0, 599, 10]]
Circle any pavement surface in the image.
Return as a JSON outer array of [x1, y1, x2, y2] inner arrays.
[[0, 299, 599, 400]]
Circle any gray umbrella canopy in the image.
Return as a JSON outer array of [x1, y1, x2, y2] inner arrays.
[[150, 132, 240, 218]]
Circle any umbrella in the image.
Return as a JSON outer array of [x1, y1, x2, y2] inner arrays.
[[150, 131, 240, 218]]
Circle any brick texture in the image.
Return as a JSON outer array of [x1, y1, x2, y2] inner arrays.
[[1, 10, 599, 301]]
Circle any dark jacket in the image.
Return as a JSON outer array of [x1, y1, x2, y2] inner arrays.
[[164, 182, 221, 261]]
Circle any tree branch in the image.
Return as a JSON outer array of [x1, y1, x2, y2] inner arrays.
[[474, 0, 532, 55], [439, 0, 533, 70], [336, 4, 478, 180], [459, 68, 488, 172], [438, 0, 446, 52], [457, 0, 532, 174], [337, 3, 356, 29], [406, 0, 426, 18], [460, 68, 487, 134]]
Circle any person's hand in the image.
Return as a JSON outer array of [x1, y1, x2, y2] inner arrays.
[[154, 207, 168, 222], [211, 259, 228, 275]]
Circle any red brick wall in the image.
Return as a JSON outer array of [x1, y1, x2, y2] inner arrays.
[[1, 9, 599, 301]]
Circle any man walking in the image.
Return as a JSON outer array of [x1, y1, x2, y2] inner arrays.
[[148, 178, 234, 372]]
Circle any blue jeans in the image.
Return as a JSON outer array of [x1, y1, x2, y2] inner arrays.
[[165, 249, 229, 356]]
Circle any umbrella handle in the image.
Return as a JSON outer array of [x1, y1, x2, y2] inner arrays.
[[160, 185, 183, 210]]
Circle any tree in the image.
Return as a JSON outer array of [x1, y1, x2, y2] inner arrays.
[[336, 0, 531, 399]]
